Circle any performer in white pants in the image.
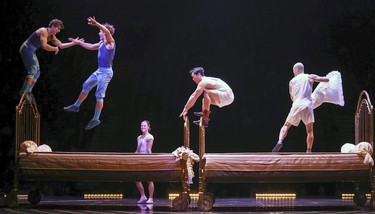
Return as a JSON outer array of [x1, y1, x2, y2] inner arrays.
[[272, 62, 344, 153], [179, 67, 234, 127]]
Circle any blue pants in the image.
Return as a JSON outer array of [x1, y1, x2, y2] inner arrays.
[[19, 42, 40, 82], [82, 67, 113, 102]]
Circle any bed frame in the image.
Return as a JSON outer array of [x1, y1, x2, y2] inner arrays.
[[6, 92, 192, 211], [197, 90, 374, 211]]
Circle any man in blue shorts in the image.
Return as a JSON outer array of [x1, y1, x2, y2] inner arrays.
[[64, 17, 115, 130]]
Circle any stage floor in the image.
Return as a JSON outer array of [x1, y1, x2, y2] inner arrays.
[[0, 196, 372, 213]]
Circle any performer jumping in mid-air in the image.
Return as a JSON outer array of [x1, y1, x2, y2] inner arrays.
[[272, 62, 344, 153], [179, 67, 234, 127], [64, 17, 115, 130], [19, 19, 81, 97]]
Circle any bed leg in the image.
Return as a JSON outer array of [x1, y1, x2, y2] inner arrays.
[[198, 158, 206, 197], [371, 167, 375, 209], [6, 157, 20, 208], [173, 194, 189, 211], [180, 159, 190, 202], [173, 159, 190, 211], [198, 157, 214, 211], [353, 182, 367, 206], [174, 161, 190, 211], [5, 187, 19, 208]]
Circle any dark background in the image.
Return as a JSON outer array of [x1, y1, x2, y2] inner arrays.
[[1, 0, 374, 197]]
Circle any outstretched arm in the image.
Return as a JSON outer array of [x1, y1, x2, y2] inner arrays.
[[309, 74, 329, 83], [87, 16, 115, 49], [53, 37, 84, 49], [69, 37, 100, 50], [179, 83, 205, 118]]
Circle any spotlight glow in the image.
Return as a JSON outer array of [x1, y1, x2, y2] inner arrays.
[[341, 193, 371, 200], [255, 193, 296, 200], [83, 193, 123, 200], [168, 193, 199, 200]]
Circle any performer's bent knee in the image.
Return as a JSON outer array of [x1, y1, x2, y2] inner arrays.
[[26, 74, 35, 80], [81, 88, 91, 94], [34, 70, 41, 79], [80, 91, 88, 95], [96, 96, 104, 102]]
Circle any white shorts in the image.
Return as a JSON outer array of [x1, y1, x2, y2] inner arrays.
[[216, 89, 234, 108], [286, 100, 314, 126]]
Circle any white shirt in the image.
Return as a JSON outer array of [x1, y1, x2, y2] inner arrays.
[[136, 133, 154, 154]]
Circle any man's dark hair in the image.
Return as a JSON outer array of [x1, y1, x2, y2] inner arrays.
[[49, 19, 64, 29], [189, 67, 205, 76]]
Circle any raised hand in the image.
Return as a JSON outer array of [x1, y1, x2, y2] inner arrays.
[[87, 16, 98, 26]]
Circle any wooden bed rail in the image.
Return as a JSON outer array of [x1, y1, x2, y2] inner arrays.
[[184, 116, 190, 148], [199, 122, 205, 159], [172, 116, 192, 211], [198, 123, 209, 210]]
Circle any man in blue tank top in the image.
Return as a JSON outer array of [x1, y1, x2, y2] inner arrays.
[[64, 17, 116, 130], [19, 19, 81, 98]]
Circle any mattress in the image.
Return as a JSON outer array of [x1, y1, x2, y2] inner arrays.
[[203, 152, 371, 183], [18, 152, 181, 182]]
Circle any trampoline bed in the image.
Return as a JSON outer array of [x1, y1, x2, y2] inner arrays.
[[6, 93, 194, 211], [18, 152, 183, 182], [14, 151, 192, 210], [196, 90, 375, 211], [203, 152, 371, 183]]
